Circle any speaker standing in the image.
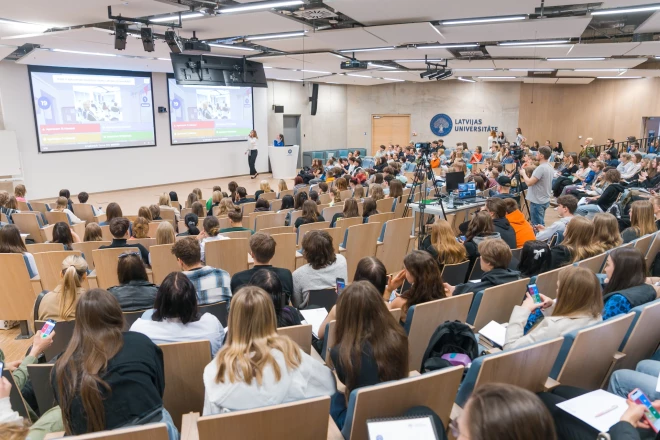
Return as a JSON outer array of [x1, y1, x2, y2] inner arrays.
[[246, 130, 259, 179]]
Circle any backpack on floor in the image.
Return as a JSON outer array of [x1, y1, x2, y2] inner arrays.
[[420, 320, 479, 373]]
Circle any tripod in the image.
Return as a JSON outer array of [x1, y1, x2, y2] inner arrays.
[[510, 159, 533, 222], [402, 153, 446, 248]]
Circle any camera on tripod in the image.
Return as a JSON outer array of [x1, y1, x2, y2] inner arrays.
[[415, 142, 431, 155], [509, 143, 524, 161]]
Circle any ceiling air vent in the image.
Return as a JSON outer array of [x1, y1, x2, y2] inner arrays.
[[293, 8, 338, 20], [458, 50, 485, 57]]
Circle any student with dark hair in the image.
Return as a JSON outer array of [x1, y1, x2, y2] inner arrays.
[[191, 201, 205, 218], [517, 240, 551, 277], [99, 217, 150, 265], [447, 238, 521, 297], [149, 204, 162, 221], [0, 224, 39, 276], [601, 247, 657, 320], [228, 181, 238, 202], [575, 169, 625, 219], [329, 281, 409, 429], [107, 253, 158, 311], [484, 198, 517, 249], [53, 289, 177, 438], [362, 198, 379, 223], [279, 195, 294, 212], [235, 187, 255, 205], [248, 269, 302, 328], [219, 207, 253, 234], [51, 222, 79, 250], [462, 211, 501, 263], [293, 175, 308, 195], [330, 198, 359, 228], [254, 198, 270, 212], [293, 230, 347, 308], [285, 191, 308, 226], [131, 272, 224, 356], [294, 200, 325, 229], [172, 237, 231, 305], [99, 202, 123, 226], [77, 191, 103, 215], [231, 232, 294, 300], [536, 194, 577, 242], [503, 198, 535, 248], [84, 222, 103, 242], [177, 213, 200, 237], [59, 189, 74, 211]]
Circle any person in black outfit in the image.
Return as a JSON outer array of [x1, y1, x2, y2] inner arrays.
[[248, 269, 302, 328], [99, 217, 150, 265], [231, 232, 294, 301], [107, 253, 158, 311], [234, 187, 256, 205], [52, 288, 175, 437], [294, 200, 325, 229], [553, 154, 580, 197], [484, 198, 517, 249]]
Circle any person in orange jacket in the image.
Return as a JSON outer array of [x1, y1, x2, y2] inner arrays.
[[503, 198, 536, 248], [429, 152, 440, 168]]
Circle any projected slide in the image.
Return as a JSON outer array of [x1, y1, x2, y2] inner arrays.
[[167, 78, 254, 144], [29, 67, 156, 153]]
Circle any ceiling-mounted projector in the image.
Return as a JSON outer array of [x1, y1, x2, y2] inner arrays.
[[341, 59, 368, 70]]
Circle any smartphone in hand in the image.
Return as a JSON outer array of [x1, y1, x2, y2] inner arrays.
[[629, 388, 660, 433], [40, 319, 56, 338], [527, 284, 542, 303], [336, 278, 346, 295]]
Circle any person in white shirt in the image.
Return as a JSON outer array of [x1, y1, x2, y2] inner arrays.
[[52, 196, 85, 224], [374, 145, 386, 159], [621, 152, 643, 181], [131, 272, 225, 357], [246, 129, 259, 179], [158, 193, 181, 223], [198, 216, 229, 264], [202, 286, 335, 414], [487, 129, 497, 148], [617, 153, 633, 175], [535, 195, 576, 242]]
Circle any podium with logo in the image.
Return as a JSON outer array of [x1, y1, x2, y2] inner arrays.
[[268, 145, 299, 179]]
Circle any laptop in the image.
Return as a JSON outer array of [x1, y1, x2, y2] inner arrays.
[[458, 182, 477, 199]]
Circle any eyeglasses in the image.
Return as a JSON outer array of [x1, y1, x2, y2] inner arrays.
[[118, 251, 140, 259]]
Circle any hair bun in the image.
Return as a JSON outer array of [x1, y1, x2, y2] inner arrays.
[[234, 206, 241, 212], [187, 221, 195, 227]]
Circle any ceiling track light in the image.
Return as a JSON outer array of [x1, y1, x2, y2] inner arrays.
[[435, 70, 453, 80], [114, 22, 128, 50], [140, 27, 155, 52], [207, 43, 256, 51], [338, 46, 396, 53], [591, 4, 660, 15], [149, 12, 204, 23], [218, 0, 304, 13], [477, 76, 517, 79], [417, 43, 479, 49], [547, 57, 607, 61], [440, 15, 526, 25], [499, 39, 570, 46], [458, 77, 476, 83], [246, 31, 306, 41], [165, 30, 184, 54], [368, 62, 397, 69], [596, 76, 643, 79]]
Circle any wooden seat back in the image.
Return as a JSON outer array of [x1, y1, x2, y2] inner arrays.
[[646, 234, 660, 269], [635, 233, 655, 256], [29, 202, 50, 214], [63, 424, 170, 440], [339, 189, 353, 201], [255, 212, 287, 231], [26, 243, 64, 254], [278, 189, 294, 199], [34, 320, 76, 361], [205, 239, 249, 277], [128, 238, 157, 251], [27, 364, 56, 414], [259, 226, 293, 236], [123, 310, 146, 330], [321, 204, 343, 222], [297, 221, 331, 245], [150, 243, 180, 284], [470, 278, 530, 329], [12, 212, 52, 243], [343, 223, 381, 282], [270, 233, 297, 272], [198, 301, 229, 327], [71, 241, 111, 270], [92, 247, 140, 289], [278, 324, 313, 354], [160, 209, 177, 229], [375, 197, 395, 213], [289, 210, 303, 226], [617, 302, 660, 371], [319, 228, 342, 253], [221, 230, 252, 240], [44, 210, 70, 225], [375, 217, 414, 274], [577, 252, 607, 273], [367, 212, 394, 224], [440, 260, 470, 286], [535, 265, 569, 299], [101, 224, 115, 241], [269, 199, 283, 212], [33, 250, 89, 292], [0, 254, 37, 320], [2, 369, 29, 419], [248, 211, 272, 230], [72, 203, 101, 224], [335, 216, 363, 244]]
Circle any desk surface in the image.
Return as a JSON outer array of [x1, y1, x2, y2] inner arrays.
[[409, 200, 486, 216]]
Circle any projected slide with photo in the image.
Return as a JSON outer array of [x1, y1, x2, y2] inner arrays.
[[29, 67, 156, 153], [167, 78, 254, 144]]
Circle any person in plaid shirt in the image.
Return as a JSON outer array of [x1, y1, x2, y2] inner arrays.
[[171, 238, 231, 305]]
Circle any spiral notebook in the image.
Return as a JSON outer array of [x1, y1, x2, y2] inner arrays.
[[366, 415, 439, 440]]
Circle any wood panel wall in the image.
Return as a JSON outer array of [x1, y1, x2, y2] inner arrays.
[[518, 78, 660, 153]]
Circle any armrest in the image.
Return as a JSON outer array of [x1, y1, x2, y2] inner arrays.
[[613, 351, 626, 360], [181, 412, 200, 440], [544, 377, 561, 391], [327, 415, 343, 440], [40, 224, 55, 242], [408, 370, 420, 377], [44, 432, 65, 440], [93, 214, 106, 224], [30, 277, 43, 296]]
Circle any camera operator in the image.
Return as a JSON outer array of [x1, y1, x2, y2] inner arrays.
[[520, 145, 553, 227]]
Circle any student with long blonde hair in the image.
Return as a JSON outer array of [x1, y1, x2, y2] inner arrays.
[[202, 286, 335, 413], [156, 221, 175, 245], [549, 216, 602, 269], [592, 213, 622, 251], [255, 180, 273, 200], [369, 184, 385, 201], [422, 218, 468, 269], [278, 179, 288, 196], [622, 200, 657, 243], [138, 206, 153, 222], [216, 198, 235, 217], [352, 185, 365, 200], [185, 192, 199, 209], [132, 217, 150, 239], [158, 193, 180, 222], [36, 255, 88, 321], [83, 222, 103, 242], [504, 266, 602, 350]]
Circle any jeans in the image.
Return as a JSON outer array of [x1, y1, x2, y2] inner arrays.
[[160, 408, 179, 440], [575, 203, 602, 220], [248, 149, 258, 175], [530, 201, 549, 226], [608, 360, 660, 401]]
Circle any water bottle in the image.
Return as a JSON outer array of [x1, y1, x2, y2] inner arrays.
[[447, 193, 454, 209]]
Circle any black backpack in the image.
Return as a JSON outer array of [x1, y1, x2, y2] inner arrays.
[[420, 320, 479, 373], [651, 252, 660, 277]]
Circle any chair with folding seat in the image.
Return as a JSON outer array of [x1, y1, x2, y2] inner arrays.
[[72, 203, 106, 224], [248, 211, 272, 230], [33, 250, 89, 292], [150, 243, 180, 285], [259, 226, 293, 236], [12, 212, 55, 243], [71, 241, 110, 271], [367, 212, 394, 225], [205, 239, 249, 277], [440, 260, 470, 285], [58, 424, 170, 440], [0, 253, 41, 338], [297, 221, 331, 245], [26, 243, 64, 254], [255, 212, 286, 231], [198, 301, 229, 327], [533, 265, 569, 299], [29, 201, 50, 214], [44, 210, 86, 237], [34, 320, 76, 361], [321, 205, 344, 223], [258, 191, 277, 201], [375, 198, 395, 213], [645, 233, 660, 268], [576, 252, 608, 273], [122, 310, 146, 330], [615, 300, 660, 371], [339, 189, 353, 201], [27, 364, 56, 415], [128, 237, 157, 251], [91, 247, 140, 289], [2, 369, 30, 419], [278, 324, 313, 354], [634, 233, 655, 256], [468, 257, 485, 281], [160, 209, 177, 230], [466, 278, 530, 329], [340, 223, 381, 282], [304, 289, 338, 312], [375, 217, 414, 274], [221, 230, 252, 240]]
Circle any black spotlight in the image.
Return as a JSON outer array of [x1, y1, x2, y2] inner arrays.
[[165, 30, 183, 54], [420, 71, 435, 78], [141, 27, 155, 52], [427, 70, 444, 79], [435, 69, 453, 80], [114, 22, 128, 50]]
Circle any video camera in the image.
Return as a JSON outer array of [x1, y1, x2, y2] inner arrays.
[[509, 143, 524, 161], [415, 142, 431, 155]]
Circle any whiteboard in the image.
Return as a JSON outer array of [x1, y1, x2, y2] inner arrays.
[[0, 131, 21, 176]]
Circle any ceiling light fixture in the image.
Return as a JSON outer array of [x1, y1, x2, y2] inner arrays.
[[51, 48, 117, 57], [477, 76, 517, 79], [574, 68, 627, 72], [596, 76, 643, 79], [339, 46, 396, 53], [417, 43, 479, 49], [207, 43, 256, 51], [441, 15, 526, 25], [150, 12, 204, 23], [420, 71, 435, 78], [382, 78, 405, 81], [499, 40, 570, 46], [219, 0, 304, 13], [458, 77, 476, 82], [157, 58, 171, 61], [346, 74, 373, 78], [434, 70, 453, 80], [0, 18, 49, 28], [591, 4, 660, 15], [395, 59, 443, 62], [452, 68, 495, 71], [547, 57, 607, 61], [509, 68, 555, 71], [368, 63, 397, 69], [299, 69, 330, 74], [246, 31, 306, 41]]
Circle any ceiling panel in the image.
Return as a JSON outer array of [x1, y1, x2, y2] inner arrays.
[[625, 41, 660, 56], [16, 48, 173, 72], [556, 78, 595, 84], [326, 0, 538, 26], [557, 69, 660, 77], [486, 45, 573, 58], [635, 11, 660, 33], [522, 78, 557, 84], [434, 16, 592, 44], [352, 47, 454, 61], [457, 70, 524, 76], [313, 73, 395, 86], [253, 52, 351, 73], [568, 43, 641, 57], [447, 59, 496, 68], [178, 12, 306, 40], [477, 77, 523, 81], [258, 35, 330, 52], [0, 44, 18, 59], [544, 0, 659, 5], [493, 58, 647, 69], [264, 69, 309, 81], [364, 23, 443, 45], [258, 27, 387, 52]]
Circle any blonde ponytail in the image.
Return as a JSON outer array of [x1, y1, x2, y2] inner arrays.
[[58, 255, 88, 320]]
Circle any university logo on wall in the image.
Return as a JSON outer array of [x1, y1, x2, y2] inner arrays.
[[430, 113, 453, 136]]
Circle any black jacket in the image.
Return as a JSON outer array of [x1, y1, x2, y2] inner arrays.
[[108, 280, 158, 312], [595, 183, 625, 212], [604, 284, 657, 310], [453, 268, 521, 297], [493, 217, 517, 249], [231, 265, 294, 303], [549, 245, 573, 270]]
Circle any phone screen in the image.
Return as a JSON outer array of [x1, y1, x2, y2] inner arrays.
[[40, 320, 56, 338], [336, 278, 345, 295], [527, 284, 542, 303], [0, 361, 4, 377], [630, 389, 660, 432], [459, 235, 466, 242]]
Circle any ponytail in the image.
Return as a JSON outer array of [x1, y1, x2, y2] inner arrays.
[[187, 221, 200, 236], [58, 255, 88, 320]]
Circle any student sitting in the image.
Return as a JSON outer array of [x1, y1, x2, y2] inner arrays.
[[107, 253, 158, 312], [197, 216, 229, 263], [14, 184, 27, 203], [0, 191, 19, 222], [158, 193, 180, 222], [249, 269, 303, 328], [292, 230, 347, 308], [601, 248, 657, 320], [490, 175, 518, 202], [330, 198, 359, 228], [83, 222, 103, 242], [362, 198, 379, 223], [574, 169, 624, 219], [504, 266, 602, 350], [231, 232, 294, 301], [0, 225, 39, 277], [549, 216, 602, 270], [254, 180, 274, 201], [469, 146, 483, 164], [254, 198, 270, 212], [621, 200, 657, 244], [205, 186, 221, 212], [294, 200, 325, 229], [149, 204, 162, 221], [99, 218, 150, 265], [155, 221, 175, 246], [36, 255, 87, 321], [462, 211, 501, 263], [503, 198, 535, 248], [592, 212, 623, 251], [483, 198, 517, 249], [77, 191, 103, 215], [385, 251, 447, 323], [53, 289, 177, 438], [51, 222, 80, 250], [421, 218, 467, 271], [285, 192, 308, 226], [447, 238, 521, 297], [58, 189, 75, 212], [329, 281, 409, 428], [202, 286, 336, 414], [172, 237, 231, 305], [535, 194, 577, 241], [517, 240, 551, 278], [177, 213, 200, 237], [219, 206, 253, 234], [278, 195, 294, 213], [131, 272, 224, 357], [99, 202, 124, 226], [51, 196, 84, 224], [234, 187, 255, 205], [191, 201, 205, 218]]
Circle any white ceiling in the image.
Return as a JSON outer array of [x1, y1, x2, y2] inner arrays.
[[625, 41, 660, 56], [556, 78, 595, 84], [492, 58, 647, 69], [568, 43, 642, 57], [177, 12, 307, 40], [635, 11, 660, 33], [362, 22, 443, 46], [486, 45, 574, 58]]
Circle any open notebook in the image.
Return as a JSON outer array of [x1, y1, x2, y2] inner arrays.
[[367, 415, 439, 440]]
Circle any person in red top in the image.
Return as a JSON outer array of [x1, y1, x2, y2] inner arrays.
[[503, 198, 536, 248], [470, 146, 483, 164]]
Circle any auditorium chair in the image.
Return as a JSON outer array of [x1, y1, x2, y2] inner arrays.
[[440, 260, 470, 286], [0, 253, 41, 337], [27, 364, 56, 414], [367, 212, 394, 225], [375, 197, 395, 213], [615, 299, 660, 371], [466, 278, 530, 330], [72, 203, 106, 224], [305, 289, 337, 312], [127, 237, 156, 251], [339, 222, 381, 282], [645, 233, 660, 268], [375, 217, 414, 274], [12, 212, 55, 243], [72, 241, 111, 271], [204, 238, 249, 277], [269, 232, 296, 272], [576, 252, 608, 273], [91, 247, 140, 289], [34, 320, 76, 361], [321, 204, 343, 221], [258, 226, 293, 236], [634, 233, 655, 255], [150, 243, 180, 285], [221, 230, 252, 240], [531, 265, 570, 299], [55, 424, 170, 440], [122, 310, 147, 330], [339, 189, 352, 201], [26, 243, 64, 253], [278, 324, 313, 355], [2, 369, 29, 419], [198, 301, 229, 327], [33, 250, 89, 291], [44, 211, 86, 237], [297, 221, 330, 245]]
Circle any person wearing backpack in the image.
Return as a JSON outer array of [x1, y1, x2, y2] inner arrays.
[[329, 281, 408, 429]]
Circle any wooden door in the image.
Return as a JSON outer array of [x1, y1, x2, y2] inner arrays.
[[371, 115, 411, 155]]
